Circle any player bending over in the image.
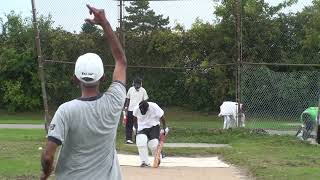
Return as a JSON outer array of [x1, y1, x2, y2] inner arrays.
[[133, 100, 169, 167]]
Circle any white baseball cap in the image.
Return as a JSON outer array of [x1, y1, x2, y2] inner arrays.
[[74, 53, 104, 85]]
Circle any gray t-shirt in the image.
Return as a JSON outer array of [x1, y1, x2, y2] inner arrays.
[[47, 82, 126, 180]]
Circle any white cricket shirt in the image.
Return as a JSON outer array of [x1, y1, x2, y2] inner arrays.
[[126, 86, 148, 111], [133, 102, 164, 131]]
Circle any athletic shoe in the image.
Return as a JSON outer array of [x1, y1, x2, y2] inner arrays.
[[140, 162, 150, 167], [126, 140, 134, 144], [161, 151, 166, 159]]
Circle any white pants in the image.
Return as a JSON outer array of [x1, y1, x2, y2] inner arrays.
[[240, 113, 245, 127], [136, 134, 159, 165], [223, 113, 245, 129], [223, 115, 236, 129]]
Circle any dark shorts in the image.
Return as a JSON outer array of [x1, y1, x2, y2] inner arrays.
[[137, 125, 160, 140]]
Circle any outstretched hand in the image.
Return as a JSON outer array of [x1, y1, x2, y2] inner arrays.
[[85, 4, 107, 26]]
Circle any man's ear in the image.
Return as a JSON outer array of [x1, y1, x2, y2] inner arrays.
[[100, 74, 106, 82]]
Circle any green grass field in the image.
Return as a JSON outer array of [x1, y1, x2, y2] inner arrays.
[[0, 111, 43, 124], [0, 107, 318, 180], [0, 107, 300, 130]]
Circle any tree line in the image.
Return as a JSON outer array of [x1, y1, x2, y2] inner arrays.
[[0, 0, 319, 112]]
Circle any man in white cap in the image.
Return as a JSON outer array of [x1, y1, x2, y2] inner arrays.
[[40, 5, 126, 180]]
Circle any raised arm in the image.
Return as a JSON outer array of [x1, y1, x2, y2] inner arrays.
[[85, 4, 127, 84]]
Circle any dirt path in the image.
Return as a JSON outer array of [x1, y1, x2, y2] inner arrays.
[[121, 166, 247, 180]]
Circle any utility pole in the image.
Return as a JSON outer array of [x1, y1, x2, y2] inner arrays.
[[118, 0, 125, 50], [31, 0, 50, 133], [235, 0, 242, 127]]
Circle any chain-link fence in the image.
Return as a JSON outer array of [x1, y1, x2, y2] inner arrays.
[[44, 62, 237, 109], [241, 64, 320, 132], [44, 60, 237, 129], [237, 0, 320, 137]]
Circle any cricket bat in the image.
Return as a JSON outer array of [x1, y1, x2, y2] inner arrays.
[[153, 132, 166, 168], [122, 111, 127, 127]]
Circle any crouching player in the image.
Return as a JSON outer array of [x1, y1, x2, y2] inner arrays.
[[133, 100, 169, 167]]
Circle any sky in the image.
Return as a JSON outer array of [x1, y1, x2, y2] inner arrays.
[[0, 0, 314, 33]]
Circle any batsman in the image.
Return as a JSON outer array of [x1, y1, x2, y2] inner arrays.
[[133, 100, 169, 167]]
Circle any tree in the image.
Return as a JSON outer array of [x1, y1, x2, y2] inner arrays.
[[295, 0, 320, 64], [214, 0, 300, 64], [0, 12, 41, 111], [124, 0, 170, 35], [81, 22, 100, 34]]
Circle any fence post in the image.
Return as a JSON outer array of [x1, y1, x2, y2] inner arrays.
[[235, 0, 243, 127], [316, 95, 320, 144], [31, 0, 50, 133]]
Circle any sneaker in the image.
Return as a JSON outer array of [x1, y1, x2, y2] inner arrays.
[[126, 140, 134, 144], [140, 162, 150, 167], [161, 151, 166, 159]]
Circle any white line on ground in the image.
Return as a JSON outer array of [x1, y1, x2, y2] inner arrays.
[[118, 154, 230, 168], [0, 124, 43, 129]]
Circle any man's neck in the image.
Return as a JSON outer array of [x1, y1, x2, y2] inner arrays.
[[135, 87, 140, 91], [81, 85, 100, 98]]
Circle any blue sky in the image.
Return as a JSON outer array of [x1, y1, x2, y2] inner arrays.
[[0, 0, 314, 32]]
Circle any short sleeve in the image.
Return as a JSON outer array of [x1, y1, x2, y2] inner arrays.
[[132, 105, 139, 117], [105, 81, 126, 107], [154, 104, 164, 118], [143, 88, 149, 100], [47, 106, 68, 145]]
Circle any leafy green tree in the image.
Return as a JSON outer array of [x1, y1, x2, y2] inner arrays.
[[81, 22, 100, 34], [0, 12, 41, 111], [214, 0, 299, 64], [295, 0, 320, 64], [124, 0, 170, 35]]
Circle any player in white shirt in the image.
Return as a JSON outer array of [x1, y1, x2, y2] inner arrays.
[[218, 101, 245, 129], [123, 78, 148, 144], [133, 100, 169, 167]]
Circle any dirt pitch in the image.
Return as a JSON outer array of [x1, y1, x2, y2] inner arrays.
[[121, 166, 247, 180]]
